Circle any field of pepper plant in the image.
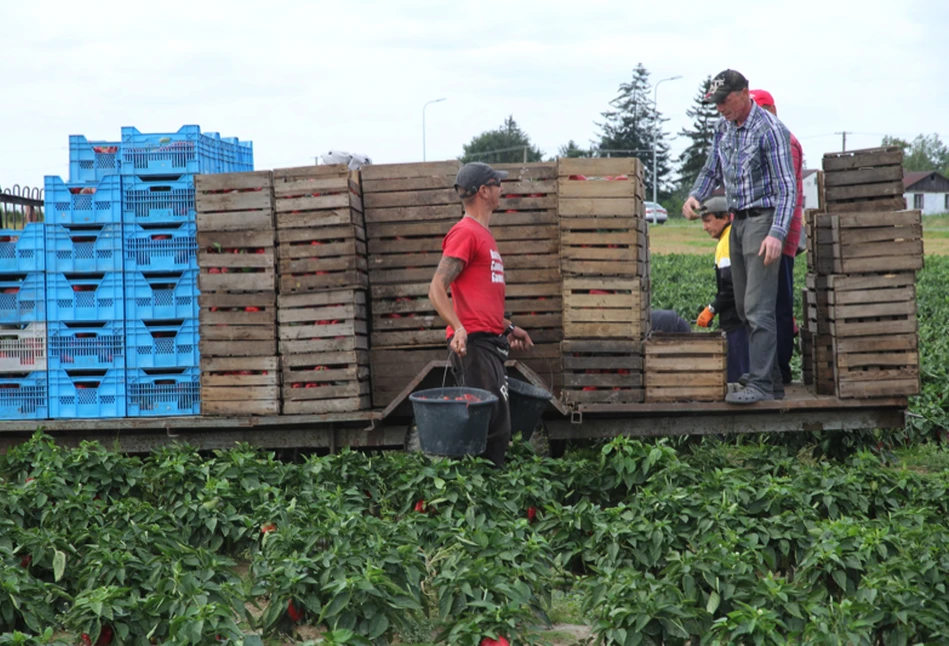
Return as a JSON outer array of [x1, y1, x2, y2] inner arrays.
[[1, 254, 948, 646]]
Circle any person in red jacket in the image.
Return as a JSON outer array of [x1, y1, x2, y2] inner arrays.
[[428, 162, 534, 468], [750, 89, 802, 384]]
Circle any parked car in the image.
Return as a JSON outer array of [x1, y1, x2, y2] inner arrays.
[[644, 201, 668, 224]]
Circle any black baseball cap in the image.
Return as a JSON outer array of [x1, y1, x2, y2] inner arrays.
[[703, 69, 749, 104], [454, 162, 509, 198]]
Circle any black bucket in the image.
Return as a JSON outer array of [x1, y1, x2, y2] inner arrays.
[[409, 387, 498, 457], [508, 378, 552, 442]]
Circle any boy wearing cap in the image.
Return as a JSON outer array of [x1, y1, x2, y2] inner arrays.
[[696, 196, 750, 384], [681, 69, 797, 404], [749, 89, 803, 385], [428, 162, 534, 468]]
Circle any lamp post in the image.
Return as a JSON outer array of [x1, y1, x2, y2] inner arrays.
[[652, 76, 682, 203], [422, 98, 446, 161]]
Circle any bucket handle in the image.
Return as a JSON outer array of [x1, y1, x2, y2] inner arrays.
[[443, 349, 468, 389]]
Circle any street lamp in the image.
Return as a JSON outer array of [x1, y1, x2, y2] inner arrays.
[[422, 98, 446, 161], [652, 75, 682, 204]]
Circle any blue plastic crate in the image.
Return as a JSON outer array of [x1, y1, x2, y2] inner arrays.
[[47, 320, 125, 370], [44, 176, 122, 225], [48, 369, 125, 418], [123, 222, 198, 271], [0, 224, 45, 273], [125, 318, 198, 369], [0, 372, 48, 420], [46, 272, 123, 322], [121, 175, 196, 225], [119, 126, 253, 177], [0, 273, 45, 323], [218, 136, 255, 174], [127, 366, 199, 417], [45, 223, 122, 273], [125, 270, 198, 320], [68, 135, 121, 184]]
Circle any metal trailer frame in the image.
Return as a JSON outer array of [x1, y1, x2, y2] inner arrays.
[[0, 361, 907, 454]]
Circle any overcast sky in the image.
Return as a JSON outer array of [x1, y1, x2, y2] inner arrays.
[[2, 0, 947, 196]]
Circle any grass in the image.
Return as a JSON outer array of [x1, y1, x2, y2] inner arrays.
[[649, 214, 949, 256]]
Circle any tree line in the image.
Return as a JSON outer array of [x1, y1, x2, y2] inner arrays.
[[459, 63, 948, 210]]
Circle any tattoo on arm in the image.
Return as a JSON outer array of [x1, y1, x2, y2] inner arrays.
[[435, 256, 465, 289]]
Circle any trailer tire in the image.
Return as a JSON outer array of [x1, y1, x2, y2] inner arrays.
[[527, 421, 551, 456], [404, 420, 422, 453]]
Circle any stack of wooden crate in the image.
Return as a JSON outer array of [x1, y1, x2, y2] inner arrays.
[[363, 161, 461, 407], [493, 162, 563, 394], [643, 332, 727, 402], [557, 158, 650, 406], [804, 146, 922, 399], [272, 165, 370, 415], [195, 171, 280, 415]]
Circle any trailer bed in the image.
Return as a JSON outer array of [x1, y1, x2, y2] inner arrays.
[[0, 384, 905, 453]]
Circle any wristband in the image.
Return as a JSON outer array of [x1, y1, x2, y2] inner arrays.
[[505, 323, 516, 336]]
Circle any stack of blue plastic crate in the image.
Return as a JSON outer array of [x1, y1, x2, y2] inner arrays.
[[0, 223, 48, 420], [39, 125, 253, 419]]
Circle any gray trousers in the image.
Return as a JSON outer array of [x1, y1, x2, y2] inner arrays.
[[729, 210, 783, 395]]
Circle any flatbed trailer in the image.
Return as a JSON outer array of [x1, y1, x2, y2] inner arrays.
[[0, 361, 906, 454]]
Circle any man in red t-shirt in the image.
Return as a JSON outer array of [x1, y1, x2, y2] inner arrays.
[[428, 162, 534, 467], [750, 89, 802, 385]]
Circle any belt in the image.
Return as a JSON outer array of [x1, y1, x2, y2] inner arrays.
[[733, 208, 765, 219]]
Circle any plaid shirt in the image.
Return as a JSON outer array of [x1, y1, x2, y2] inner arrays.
[[690, 101, 798, 241]]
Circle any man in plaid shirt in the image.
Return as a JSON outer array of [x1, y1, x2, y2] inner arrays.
[[683, 69, 797, 404]]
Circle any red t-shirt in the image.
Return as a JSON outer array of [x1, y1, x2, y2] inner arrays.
[[441, 216, 506, 338]]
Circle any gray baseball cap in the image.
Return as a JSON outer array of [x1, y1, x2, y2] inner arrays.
[[700, 196, 729, 215], [454, 162, 509, 198]]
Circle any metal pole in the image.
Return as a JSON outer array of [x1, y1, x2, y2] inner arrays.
[[652, 75, 682, 203], [422, 98, 446, 161]]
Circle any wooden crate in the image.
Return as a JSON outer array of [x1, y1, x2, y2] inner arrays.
[[563, 277, 650, 340], [272, 164, 363, 229], [805, 272, 917, 338], [560, 339, 643, 405], [493, 162, 558, 218], [198, 229, 275, 274], [277, 289, 368, 356], [560, 216, 648, 277], [199, 292, 276, 357], [644, 332, 726, 403], [366, 218, 452, 286], [370, 347, 449, 408], [200, 356, 280, 415], [810, 210, 923, 274], [195, 171, 274, 232], [281, 349, 371, 415], [557, 158, 645, 218], [277, 225, 368, 293], [362, 161, 461, 227], [821, 147, 905, 213], [506, 282, 563, 346], [800, 288, 835, 395], [833, 333, 919, 399], [513, 345, 563, 395]]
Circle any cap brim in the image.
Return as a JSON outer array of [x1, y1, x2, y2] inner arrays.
[[702, 91, 730, 104], [492, 170, 509, 180]]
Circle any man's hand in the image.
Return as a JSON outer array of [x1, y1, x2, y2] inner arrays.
[[696, 306, 714, 328], [450, 327, 468, 357], [508, 326, 533, 352], [683, 196, 702, 220], [758, 235, 783, 266]]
